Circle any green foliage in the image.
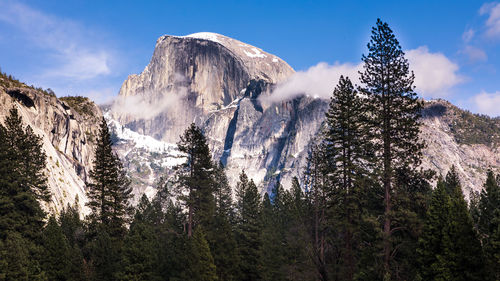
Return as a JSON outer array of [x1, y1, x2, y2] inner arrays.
[[40, 216, 72, 281], [60, 96, 96, 116], [174, 123, 215, 237], [120, 195, 161, 281], [0, 231, 46, 281], [185, 228, 218, 281], [235, 171, 262, 281], [417, 168, 486, 281], [86, 118, 132, 238], [477, 170, 500, 279]]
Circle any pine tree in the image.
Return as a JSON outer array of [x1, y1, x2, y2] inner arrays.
[[4, 107, 50, 202], [417, 168, 485, 281], [0, 107, 49, 280], [85, 118, 132, 280], [1, 107, 49, 239], [0, 231, 46, 281], [235, 171, 262, 281], [260, 192, 284, 281], [211, 163, 238, 281], [477, 170, 500, 279], [41, 216, 72, 281], [120, 195, 161, 281], [281, 177, 315, 280], [185, 227, 218, 281], [174, 123, 215, 237], [359, 19, 424, 279], [59, 201, 86, 281], [304, 143, 330, 281], [86, 118, 132, 238], [323, 75, 372, 280]]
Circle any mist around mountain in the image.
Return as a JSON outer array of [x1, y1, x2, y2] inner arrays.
[[1, 19, 500, 281]]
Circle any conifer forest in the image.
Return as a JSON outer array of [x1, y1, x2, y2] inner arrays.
[[1, 19, 500, 281]]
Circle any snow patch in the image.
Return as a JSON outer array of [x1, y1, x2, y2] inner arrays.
[[184, 32, 221, 43], [244, 48, 267, 58]]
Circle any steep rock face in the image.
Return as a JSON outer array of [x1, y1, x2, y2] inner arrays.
[[0, 84, 101, 214], [109, 32, 500, 198], [113, 32, 294, 143], [109, 32, 324, 194], [420, 99, 500, 197]]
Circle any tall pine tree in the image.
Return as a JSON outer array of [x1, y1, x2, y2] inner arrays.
[[323, 75, 372, 280], [235, 171, 262, 281], [174, 123, 215, 237], [359, 19, 424, 279], [477, 170, 500, 279]]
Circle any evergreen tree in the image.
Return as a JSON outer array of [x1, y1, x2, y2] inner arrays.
[[323, 75, 372, 280], [174, 123, 215, 237], [0, 231, 46, 281], [417, 168, 485, 281], [85, 118, 132, 280], [1, 107, 49, 239], [477, 170, 500, 279], [4, 107, 50, 202], [86, 118, 132, 238], [40, 216, 72, 281], [59, 201, 86, 281], [260, 191, 285, 281], [281, 177, 316, 280], [235, 171, 262, 281], [184, 227, 218, 281], [120, 195, 161, 281], [0, 108, 49, 280], [359, 19, 424, 279], [304, 143, 331, 281], [211, 163, 238, 280]]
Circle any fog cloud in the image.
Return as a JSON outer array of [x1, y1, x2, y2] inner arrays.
[[265, 46, 463, 103], [111, 87, 188, 120], [263, 62, 362, 103]]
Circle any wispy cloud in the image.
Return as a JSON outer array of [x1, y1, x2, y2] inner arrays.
[[462, 28, 475, 42], [0, 0, 120, 102], [265, 46, 463, 102], [262, 62, 361, 103], [480, 2, 500, 39], [468, 91, 500, 116], [0, 1, 113, 80], [460, 45, 488, 63]]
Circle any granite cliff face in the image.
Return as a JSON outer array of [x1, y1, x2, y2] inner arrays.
[[2, 33, 499, 212], [109, 32, 324, 194], [0, 78, 101, 214], [420, 99, 500, 198], [109, 32, 500, 198]]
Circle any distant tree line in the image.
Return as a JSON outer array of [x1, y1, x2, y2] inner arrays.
[[1, 19, 500, 281]]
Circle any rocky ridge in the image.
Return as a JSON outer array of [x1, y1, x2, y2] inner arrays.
[[0, 75, 101, 214]]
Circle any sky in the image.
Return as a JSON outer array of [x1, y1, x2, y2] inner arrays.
[[1, 0, 500, 116]]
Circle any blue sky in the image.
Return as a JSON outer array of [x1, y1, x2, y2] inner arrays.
[[1, 0, 500, 116]]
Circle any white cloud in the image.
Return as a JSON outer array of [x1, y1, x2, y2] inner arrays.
[[263, 62, 362, 103], [460, 45, 488, 62], [111, 74, 189, 120], [469, 91, 500, 116], [111, 88, 188, 120], [479, 2, 500, 39], [406, 46, 464, 98], [462, 28, 475, 42], [0, 1, 114, 81], [266, 46, 462, 102]]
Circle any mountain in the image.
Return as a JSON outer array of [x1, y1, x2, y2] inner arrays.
[[108, 32, 326, 196], [2, 33, 500, 212], [0, 73, 101, 214], [108, 32, 500, 200]]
